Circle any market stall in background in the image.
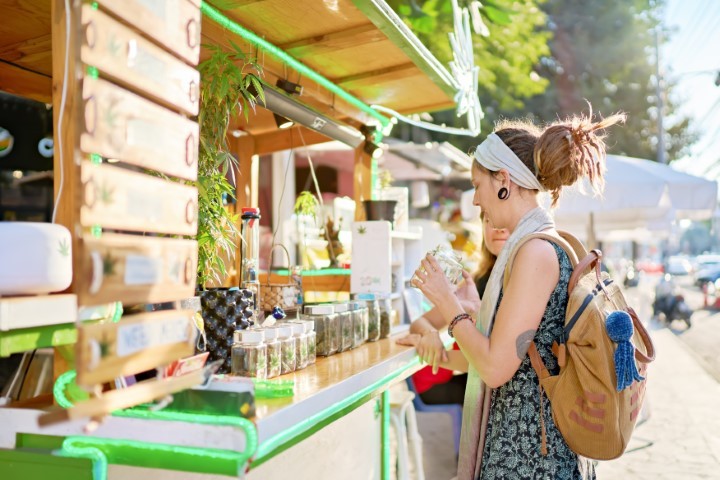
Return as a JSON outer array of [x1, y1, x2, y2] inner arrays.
[[0, 1, 479, 479]]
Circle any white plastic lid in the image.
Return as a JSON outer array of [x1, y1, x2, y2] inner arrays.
[[289, 322, 304, 335], [261, 327, 278, 340], [302, 320, 314, 333], [349, 301, 366, 310], [241, 330, 264, 344], [333, 303, 349, 313], [233, 329, 243, 343], [305, 305, 334, 315], [276, 325, 293, 339]]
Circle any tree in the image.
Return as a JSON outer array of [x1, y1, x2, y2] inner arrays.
[[387, 0, 551, 151], [390, 0, 696, 161], [494, 0, 695, 161]]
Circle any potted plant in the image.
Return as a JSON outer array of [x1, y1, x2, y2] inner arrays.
[[194, 43, 264, 372], [363, 169, 398, 225], [196, 43, 264, 288]]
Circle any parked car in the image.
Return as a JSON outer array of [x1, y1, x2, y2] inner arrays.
[[664, 256, 693, 276], [695, 265, 720, 288]]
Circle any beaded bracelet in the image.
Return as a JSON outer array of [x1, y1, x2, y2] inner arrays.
[[448, 313, 474, 338]]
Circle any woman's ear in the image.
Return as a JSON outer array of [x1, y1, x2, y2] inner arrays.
[[496, 168, 511, 187]]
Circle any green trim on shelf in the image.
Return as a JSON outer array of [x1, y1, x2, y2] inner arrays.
[[251, 335, 453, 467], [349, 0, 457, 99], [59, 436, 244, 478], [0, 448, 94, 480], [272, 268, 351, 276], [381, 389, 391, 480], [0, 323, 77, 357], [200, 1, 390, 128]]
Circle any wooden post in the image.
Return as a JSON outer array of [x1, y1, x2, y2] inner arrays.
[[52, 0, 80, 382], [354, 145, 373, 221]]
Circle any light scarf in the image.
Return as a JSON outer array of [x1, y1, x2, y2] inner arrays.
[[457, 206, 555, 480], [474, 133, 546, 192]]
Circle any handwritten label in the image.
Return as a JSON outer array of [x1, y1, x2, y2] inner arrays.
[[117, 316, 190, 357], [124, 254, 162, 285]]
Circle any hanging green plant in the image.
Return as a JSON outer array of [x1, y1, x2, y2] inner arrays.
[[196, 42, 264, 288], [293, 191, 320, 219]]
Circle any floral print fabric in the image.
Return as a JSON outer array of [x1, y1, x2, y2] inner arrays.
[[479, 243, 595, 480]]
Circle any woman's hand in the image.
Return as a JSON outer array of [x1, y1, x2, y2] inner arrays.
[[416, 329, 449, 374], [412, 254, 455, 307], [395, 333, 421, 347], [455, 271, 481, 314]]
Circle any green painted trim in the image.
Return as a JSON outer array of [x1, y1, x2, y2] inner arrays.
[[272, 268, 351, 276], [0, 448, 94, 480], [199, 1, 390, 127], [0, 323, 77, 357], [381, 389, 391, 480], [59, 436, 243, 478], [349, 0, 457, 99], [57, 438, 108, 480], [251, 336, 453, 466]]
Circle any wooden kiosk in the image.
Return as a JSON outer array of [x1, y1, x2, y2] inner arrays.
[[0, 1, 458, 478]]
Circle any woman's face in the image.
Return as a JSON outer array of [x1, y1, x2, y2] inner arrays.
[[483, 214, 509, 256], [471, 165, 503, 226]]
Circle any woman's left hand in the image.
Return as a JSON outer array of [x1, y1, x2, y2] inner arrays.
[[412, 254, 455, 306]]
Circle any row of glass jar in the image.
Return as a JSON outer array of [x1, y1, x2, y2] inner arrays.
[[302, 295, 392, 357], [231, 320, 317, 379]]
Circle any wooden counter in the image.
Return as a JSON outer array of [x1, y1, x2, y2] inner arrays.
[[0, 328, 452, 478]]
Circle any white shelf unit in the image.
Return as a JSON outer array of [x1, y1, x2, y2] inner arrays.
[[351, 221, 424, 326]]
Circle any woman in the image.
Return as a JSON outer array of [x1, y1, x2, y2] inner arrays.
[[397, 214, 508, 406], [412, 111, 623, 479]]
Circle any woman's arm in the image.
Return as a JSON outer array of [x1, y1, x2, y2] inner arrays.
[[417, 239, 559, 388], [438, 350, 469, 372], [409, 307, 446, 334]]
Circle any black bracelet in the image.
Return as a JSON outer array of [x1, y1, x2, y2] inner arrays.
[[448, 313, 474, 338]]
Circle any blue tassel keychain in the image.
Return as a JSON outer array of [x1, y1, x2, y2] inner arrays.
[[605, 310, 645, 391]]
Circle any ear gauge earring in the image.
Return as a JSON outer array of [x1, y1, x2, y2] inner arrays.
[[498, 187, 509, 200]]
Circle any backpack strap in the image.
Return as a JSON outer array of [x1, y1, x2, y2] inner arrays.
[[502, 231, 578, 290]]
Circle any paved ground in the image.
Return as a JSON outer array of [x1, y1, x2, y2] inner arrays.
[[408, 273, 720, 480]]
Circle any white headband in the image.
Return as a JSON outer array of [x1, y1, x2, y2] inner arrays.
[[473, 133, 546, 192]]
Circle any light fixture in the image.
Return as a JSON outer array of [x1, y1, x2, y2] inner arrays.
[[363, 141, 384, 159], [276, 78, 303, 96], [260, 82, 365, 148], [273, 112, 294, 129]]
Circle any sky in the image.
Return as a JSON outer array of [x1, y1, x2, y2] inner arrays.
[[662, 0, 720, 178]]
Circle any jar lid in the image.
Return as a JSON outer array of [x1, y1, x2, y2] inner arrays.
[[261, 326, 278, 340], [241, 207, 261, 219], [305, 305, 334, 315], [302, 320, 314, 332], [241, 330, 264, 344], [348, 301, 366, 310], [233, 329, 243, 343], [289, 322, 304, 335], [276, 325, 293, 339], [356, 293, 377, 301], [333, 303, 349, 313]]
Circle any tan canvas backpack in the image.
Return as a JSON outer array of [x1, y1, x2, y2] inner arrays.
[[504, 230, 656, 460]]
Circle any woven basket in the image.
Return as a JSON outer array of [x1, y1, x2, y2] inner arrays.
[[260, 244, 298, 313]]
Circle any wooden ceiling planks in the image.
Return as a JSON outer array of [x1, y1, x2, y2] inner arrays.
[[0, 0, 455, 129]]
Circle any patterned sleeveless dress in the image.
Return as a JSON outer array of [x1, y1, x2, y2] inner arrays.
[[479, 243, 595, 480]]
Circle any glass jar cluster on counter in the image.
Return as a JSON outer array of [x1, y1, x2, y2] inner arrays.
[[230, 321, 317, 378], [230, 299, 396, 377]]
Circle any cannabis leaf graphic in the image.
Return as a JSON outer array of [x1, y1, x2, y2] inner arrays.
[[58, 239, 70, 257], [103, 254, 118, 276], [357, 225, 367, 235]]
